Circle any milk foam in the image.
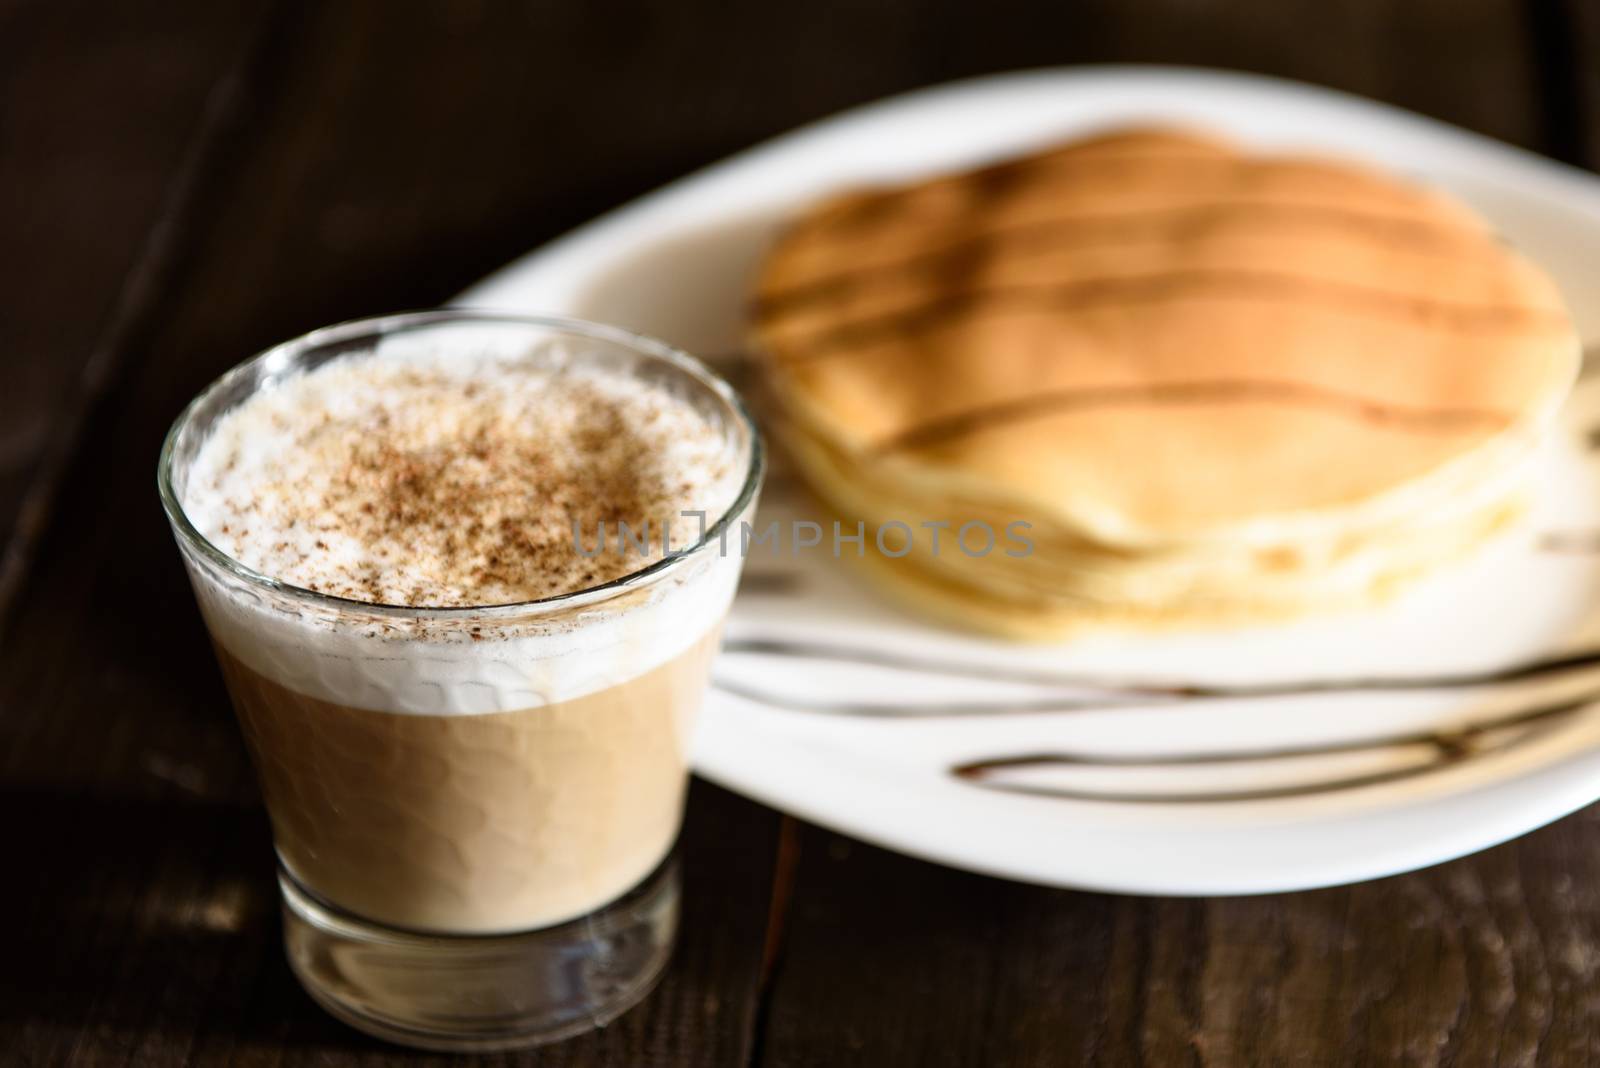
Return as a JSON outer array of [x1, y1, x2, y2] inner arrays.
[[186, 551, 744, 715], [184, 342, 740, 605], [177, 339, 751, 715]]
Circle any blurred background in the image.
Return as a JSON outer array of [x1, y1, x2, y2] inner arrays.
[[5, 0, 1596, 561], [6, 0, 1600, 603], [6, 0, 1593, 524]]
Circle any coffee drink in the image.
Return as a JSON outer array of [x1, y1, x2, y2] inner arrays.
[[176, 336, 748, 934], [215, 635, 715, 933], [160, 313, 760, 1047]]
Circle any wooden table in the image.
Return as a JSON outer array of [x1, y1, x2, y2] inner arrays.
[[7, 2, 1600, 1064]]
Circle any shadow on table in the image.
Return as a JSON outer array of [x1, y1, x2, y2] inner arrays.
[[0, 784, 367, 1054], [0, 777, 780, 1062]]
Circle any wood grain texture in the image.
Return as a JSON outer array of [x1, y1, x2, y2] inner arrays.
[[0, 781, 780, 1068], [0, 0, 273, 620], [2, 0, 1598, 1065], [757, 815, 1600, 1067]]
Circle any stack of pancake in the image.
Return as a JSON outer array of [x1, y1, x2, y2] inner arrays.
[[750, 128, 1580, 639]]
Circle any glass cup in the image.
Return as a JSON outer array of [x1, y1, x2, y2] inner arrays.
[[158, 311, 763, 1050]]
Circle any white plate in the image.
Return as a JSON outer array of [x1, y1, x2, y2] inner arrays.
[[459, 66, 1600, 895]]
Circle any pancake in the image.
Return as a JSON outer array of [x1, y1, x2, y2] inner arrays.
[[750, 127, 1580, 638]]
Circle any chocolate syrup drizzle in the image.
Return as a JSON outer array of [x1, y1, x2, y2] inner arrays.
[[949, 691, 1590, 803], [1540, 530, 1600, 554], [768, 270, 1556, 360], [800, 151, 1236, 233], [713, 636, 1600, 803], [872, 378, 1509, 453], [716, 636, 1600, 716], [759, 203, 1484, 318], [796, 151, 1442, 238]]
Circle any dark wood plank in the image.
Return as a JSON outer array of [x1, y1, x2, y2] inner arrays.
[[756, 829, 1127, 1066], [0, 0, 275, 618], [1559, 0, 1600, 168], [757, 812, 1600, 1067]]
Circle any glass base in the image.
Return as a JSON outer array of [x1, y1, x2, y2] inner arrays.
[[279, 858, 679, 1051]]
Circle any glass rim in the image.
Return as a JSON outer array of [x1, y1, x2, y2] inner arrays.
[[157, 308, 764, 621]]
